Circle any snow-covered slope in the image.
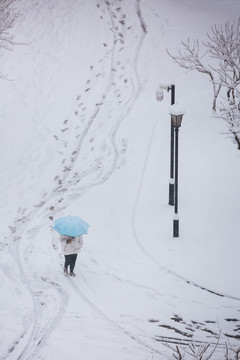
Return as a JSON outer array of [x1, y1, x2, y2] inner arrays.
[[0, 1, 240, 359]]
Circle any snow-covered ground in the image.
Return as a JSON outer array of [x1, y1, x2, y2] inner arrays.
[[0, 0, 240, 359]]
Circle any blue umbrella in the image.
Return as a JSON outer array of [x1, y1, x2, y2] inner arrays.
[[53, 215, 89, 237]]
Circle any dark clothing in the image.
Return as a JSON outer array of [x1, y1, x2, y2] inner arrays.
[[64, 254, 78, 273]]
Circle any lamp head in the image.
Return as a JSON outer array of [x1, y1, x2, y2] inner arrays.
[[169, 104, 185, 128], [156, 88, 164, 102]]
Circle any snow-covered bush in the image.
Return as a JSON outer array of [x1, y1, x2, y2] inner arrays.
[[166, 336, 240, 360]]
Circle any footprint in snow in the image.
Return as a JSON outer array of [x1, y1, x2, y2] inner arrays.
[[9, 226, 16, 233], [63, 166, 71, 172]]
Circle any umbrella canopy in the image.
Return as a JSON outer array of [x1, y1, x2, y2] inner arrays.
[[53, 215, 89, 237]]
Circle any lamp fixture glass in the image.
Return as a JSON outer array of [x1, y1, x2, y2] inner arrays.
[[171, 114, 183, 128]]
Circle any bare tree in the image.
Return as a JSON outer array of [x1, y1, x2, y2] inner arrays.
[[204, 20, 240, 103], [0, 0, 18, 77], [167, 18, 240, 150], [166, 38, 221, 111]]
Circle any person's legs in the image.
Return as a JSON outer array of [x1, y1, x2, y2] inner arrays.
[[69, 254, 78, 275], [64, 255, 71, 272]]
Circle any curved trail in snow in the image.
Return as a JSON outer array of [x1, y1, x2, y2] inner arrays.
[[66, 269, 164, 357], [3, 222, 68, 360], [130, 93, 240, 346], [131, 117, 240, 301]]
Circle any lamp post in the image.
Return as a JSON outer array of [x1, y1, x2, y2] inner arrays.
[[169, 104, 184, 238], [156, 83, 175, 206]]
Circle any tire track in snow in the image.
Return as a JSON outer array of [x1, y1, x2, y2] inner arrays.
[[67, 276, 164, 357], [131, 116, 240, 301]]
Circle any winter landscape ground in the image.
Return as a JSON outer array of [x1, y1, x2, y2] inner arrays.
[[0, 0, 240, 359]]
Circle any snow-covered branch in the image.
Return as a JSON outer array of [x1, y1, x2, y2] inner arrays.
[[166, 17, 240, 150], [0, 0, 18, 79]]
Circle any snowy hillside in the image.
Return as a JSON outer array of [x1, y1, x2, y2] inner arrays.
[[0, 0, 240, 359]]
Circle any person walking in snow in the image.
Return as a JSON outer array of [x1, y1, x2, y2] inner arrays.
[[59, 234, 83, 277]]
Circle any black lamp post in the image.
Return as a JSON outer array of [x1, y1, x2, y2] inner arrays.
[[156, 83, 175, 206], [169, 105, 184, 238], [168, 84, 175, 206]]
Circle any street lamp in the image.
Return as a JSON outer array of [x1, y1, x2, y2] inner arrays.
[[169, 104, 184, 238], [156, 83, 175, 206]]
